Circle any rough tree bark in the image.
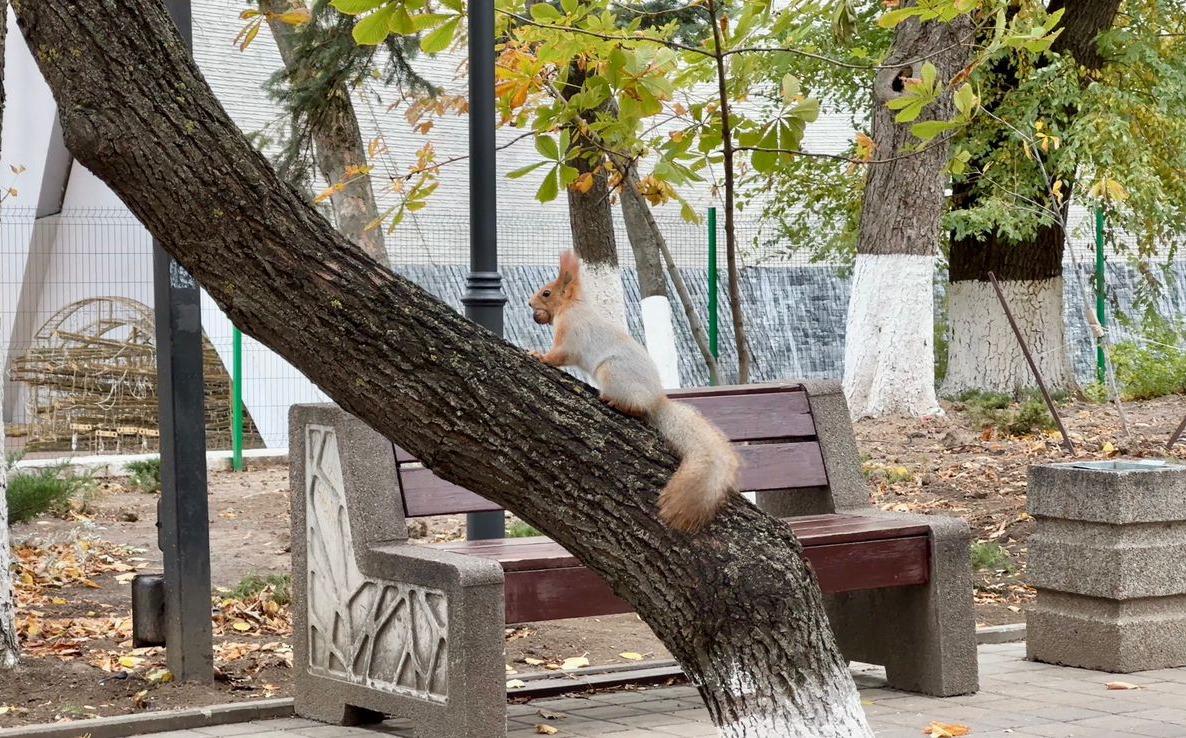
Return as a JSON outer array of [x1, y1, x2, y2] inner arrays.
[[259, 0, 389, 268], [0, 0, 19, 671], [942, 0, 1120, 396], [619, 169, 682, 387], [843, 11, 973, 418], [10, 1, 873, 733]]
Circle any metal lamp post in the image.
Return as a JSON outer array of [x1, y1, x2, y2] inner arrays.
[[462, 0, 507, 540]]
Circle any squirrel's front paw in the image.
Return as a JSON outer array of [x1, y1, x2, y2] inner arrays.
[[529, 350, 544, 361]]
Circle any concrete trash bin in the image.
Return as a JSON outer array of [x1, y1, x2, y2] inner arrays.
[[1027, 459, 1186, 672]]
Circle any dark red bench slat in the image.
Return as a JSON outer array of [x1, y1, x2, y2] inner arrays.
[[431, 514, 930, 571], [674, 390, 814, 441], [399, 440, 828, 518], [492, 529, 930, 624]]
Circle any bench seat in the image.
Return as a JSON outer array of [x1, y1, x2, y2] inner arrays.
[[432, 513, 931, 624]]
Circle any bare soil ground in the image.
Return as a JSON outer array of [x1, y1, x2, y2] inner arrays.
[[3, 396, 1183, 725]]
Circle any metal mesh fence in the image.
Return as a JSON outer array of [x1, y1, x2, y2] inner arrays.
[[2, 206, 1183, 454]]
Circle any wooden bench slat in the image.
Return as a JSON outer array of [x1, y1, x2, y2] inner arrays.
[[501, 534, 930, 623], [676, 390, 815, 441], [430, 514, 929, 572], [399, 440, 829, 518]]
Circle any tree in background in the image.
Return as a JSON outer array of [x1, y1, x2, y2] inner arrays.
[[843, 6, 973, 418], [761, 0, 1186, 408], [0, 0, 19, 670], [245, 0, 436, 266]]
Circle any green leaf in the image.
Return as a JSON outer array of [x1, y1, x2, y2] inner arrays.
[[537, 166, 561, 202], [893, 100, 925, 123], [439, 0, 463, 11], [953, 83, 977, 116], [352, 6, 395, 44], [332, 0, 385, 15], [388, 5, 415, 34], [420, 16, 459, 53], [534, 134, 560, 161], [529, 3, 561, 22], [877, 7, 920, 29], [790, 97, 820, 123], [560, 0, 577, 13], [506, 161, 547, 180], [780, 74, 800, 104], [919, 62, 937, 88], [911, 120, 956, 141]]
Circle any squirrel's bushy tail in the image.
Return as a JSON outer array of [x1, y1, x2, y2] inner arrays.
[[649, 400, 739, 533]]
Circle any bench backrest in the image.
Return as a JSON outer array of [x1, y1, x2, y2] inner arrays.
[[393, 383, 829, 518]]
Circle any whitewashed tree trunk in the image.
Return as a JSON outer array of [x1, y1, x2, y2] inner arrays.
[[0, 377, 15, 670], [842, 8, 971, 418], [640, 295, 680, 388], [844, 254, 942, 418], [580, 259, 628, 328], [0, 0, 19, 671], [941, 277, 1072, 396]]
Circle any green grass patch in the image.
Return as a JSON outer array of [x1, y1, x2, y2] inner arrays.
[[507, 520, 542, 538], [125, 458, 161, 494], [229, 573, 291, 607], [970, 541, 1013, 572], [6, 463, 95, 525], [959, 390, 1056, 438], [1112, 322, 1186, 400]]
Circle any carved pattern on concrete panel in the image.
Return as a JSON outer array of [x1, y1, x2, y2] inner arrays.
[[304, 424, 448, 702]]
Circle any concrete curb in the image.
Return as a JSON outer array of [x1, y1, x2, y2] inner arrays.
[[13, 449, 289, 478], [0, 699, 294, 738], [976, 623, 1026, 645]]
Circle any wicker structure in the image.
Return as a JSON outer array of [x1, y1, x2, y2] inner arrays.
[[9, 297, 259, 452]]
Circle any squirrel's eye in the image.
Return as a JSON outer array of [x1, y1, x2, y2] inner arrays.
[[542, 289, 552, 298]]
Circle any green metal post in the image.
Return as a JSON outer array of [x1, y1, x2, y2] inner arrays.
[[707, 206, 719, 382], [231, 327, 244, 472], [1094, 208, 1107, 384]]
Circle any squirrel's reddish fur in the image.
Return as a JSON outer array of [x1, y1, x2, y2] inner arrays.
[[529, 250, 739, 533]]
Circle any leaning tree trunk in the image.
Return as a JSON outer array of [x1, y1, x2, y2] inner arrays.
[[0, 0, 19, 671], [843, 11, 973, 418], [10, 1, 873, 733], [260, 0, 389, 268], [619, 169, 682, 387], [942, 0, 1120, 396]]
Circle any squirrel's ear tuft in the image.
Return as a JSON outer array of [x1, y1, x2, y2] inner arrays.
[[558, 250, 581, 290]]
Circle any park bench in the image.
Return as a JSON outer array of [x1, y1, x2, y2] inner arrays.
[[289, 381, 978, 736]]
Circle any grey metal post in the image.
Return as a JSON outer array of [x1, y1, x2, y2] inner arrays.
[[152, 0, 214, 681], [463, 0, 506, 540]]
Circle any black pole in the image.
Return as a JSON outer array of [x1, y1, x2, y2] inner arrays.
[[463, 0, 507, 540], [152, 0, 214, 682]]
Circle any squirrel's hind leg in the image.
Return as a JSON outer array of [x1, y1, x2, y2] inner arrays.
[[600, 395, 647, 418]]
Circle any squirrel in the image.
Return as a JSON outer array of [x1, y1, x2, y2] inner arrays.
[[529, 250, 740, 533]]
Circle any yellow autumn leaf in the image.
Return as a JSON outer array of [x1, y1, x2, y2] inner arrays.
[[571, 172, 594, 194], [618, 652, 644, 661], [147, 669, 174, 684], [119, 655, 144, 669], [232, 619, 253, 632], [275, 8, 312, 25], [535, 725, 558, 735], [922, 722, 971, 737], [313, 182, 346, 204], [561, 656, 590, 671], [524, 657, 545, 666], [1102, 441, 1117, 455]]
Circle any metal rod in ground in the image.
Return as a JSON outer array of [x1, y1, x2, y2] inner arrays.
[[707, 206, 719, 379], [1095, 208, 1107, 384], [986, 271, 1076, 456], [232, 327, 244, 472], [1168, 414, 1186, 451]]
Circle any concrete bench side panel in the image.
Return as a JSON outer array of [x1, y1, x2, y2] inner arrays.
[[290, 404, 507, 737], [760, 381, 979, 697]]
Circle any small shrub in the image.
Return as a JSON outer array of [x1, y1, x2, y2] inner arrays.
[[861, 461, 914, 484], [229, 573, 291, 607], [507, 520, 542, 538], [7, 464, 94, 524], [1111, 323, 1186, 400], [1004, 397, 1057, 436], [970, 541, 1013, 572], [125, 458, 162, 494], [1082, 382, 1110, 404], [960, 390, 1055, 438]]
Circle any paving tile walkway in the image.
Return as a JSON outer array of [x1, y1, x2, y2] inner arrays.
[[141, 643, 1186, 737]]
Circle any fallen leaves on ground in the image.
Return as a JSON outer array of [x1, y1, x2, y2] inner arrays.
[[213, 588, 291, 637], [618, 652, 644, 661], [1106, 681, 1140, 690], [535, 725, 558, 735], [922, 721, 971, 737], [14, 538, 146, 607], [560, 655, 590, 671]]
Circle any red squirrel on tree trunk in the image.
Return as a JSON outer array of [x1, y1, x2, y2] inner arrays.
[[529, 250, 739, 533]]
